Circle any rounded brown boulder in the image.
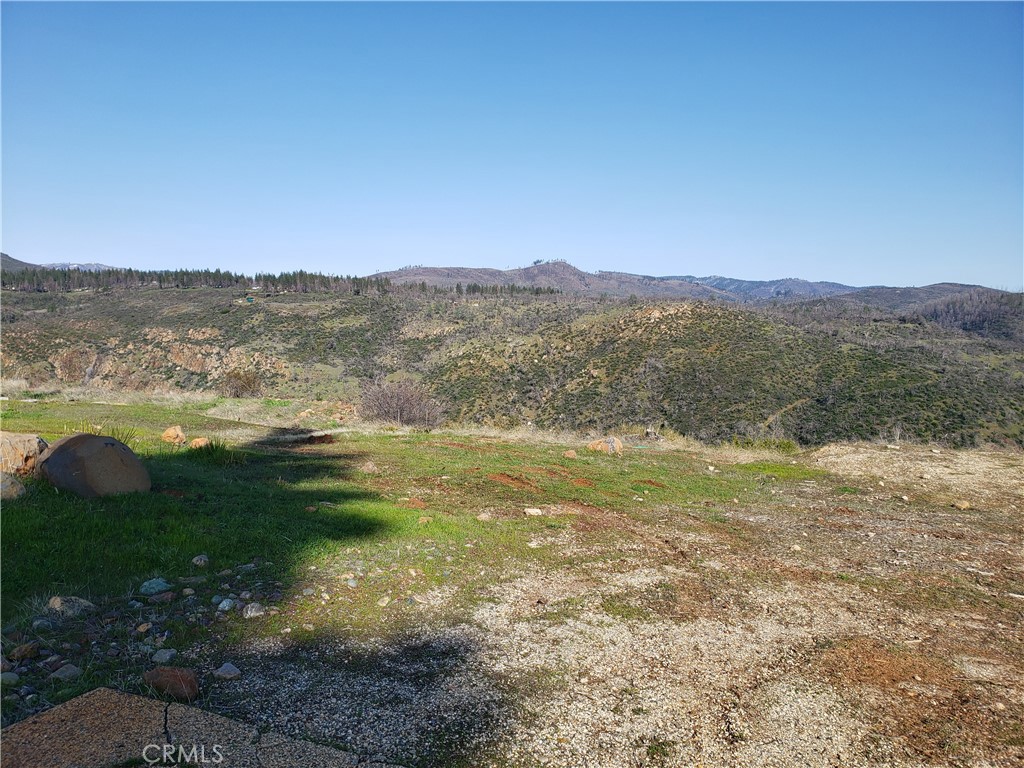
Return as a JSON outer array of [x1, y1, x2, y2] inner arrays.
[[143, 666, 200, 702], [36, 433, 151, 498]]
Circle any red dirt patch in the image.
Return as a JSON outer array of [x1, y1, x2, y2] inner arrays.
[[571, 478, 595, 488], [402, 498, 428, 509], [639, 479, 667, 488], [486, 473, 538, 491]]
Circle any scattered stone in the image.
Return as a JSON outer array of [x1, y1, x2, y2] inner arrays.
[[346, 579, 358, 588], [476, 512, 493, 522], [562, 450, 577, 459], [0, 432, 48, 475], [46, 596, 97, 618], [302, 588, 315, 596], [790, 545, 802, 552], [143, 666, 200, 702], [376, 596, 391, 608], [358, 461, 379, 474], [188, 437, 210, 450], [49, 664, 82, 682], [161, 426, 187, 445], [952, 500, 972, 510], [242, 603, 265, 619], [127, 601, 144, 610], [192, 554, 210, 568], [182, 588, 196, 597], [213, 662, 241, 681], [31, 618, 55, 632], [1, 672, 20, 686], [151, 649, 177, 664], [139, 578, 173, 596], [217, 569, 233, 577], [148, 591, 176, 604], [524, 508, 544, 516], [236, 563, 257, 573], [586, 436, 623, 455], [8, 642, 39, 662], [36, 433, 151, 497], [216, 599, 236, 612], [417, 516, 432, 525], [41, 656, 63, 672], [1, 473, 26, 500]]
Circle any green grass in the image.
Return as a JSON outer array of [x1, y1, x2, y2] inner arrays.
[[0, 399, 768, 625]]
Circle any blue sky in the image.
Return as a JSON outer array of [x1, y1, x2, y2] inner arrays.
[[2, 2, 1021, 289]]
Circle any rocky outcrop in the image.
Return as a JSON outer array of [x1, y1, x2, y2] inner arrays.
[[36, 434, 151, 498], [0, 432, 48, 475]]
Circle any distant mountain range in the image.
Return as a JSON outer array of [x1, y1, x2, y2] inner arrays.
[[1, 253, 118, 273], [369, 260, 861, 302]]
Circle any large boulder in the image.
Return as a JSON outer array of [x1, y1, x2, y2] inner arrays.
[[0, 432, 48, 476], [586, 436, 624, 455], [36, 433, 151, 498]]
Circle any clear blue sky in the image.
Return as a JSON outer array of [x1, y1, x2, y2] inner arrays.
[[3, 2, 1021, 289]]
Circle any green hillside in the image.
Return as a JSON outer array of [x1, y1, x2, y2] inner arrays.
[[1, 286, 1021, 447]]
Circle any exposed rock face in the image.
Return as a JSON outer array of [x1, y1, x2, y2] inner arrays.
[[586, 436, 623, 455], [36, 433, 151, 498], [1, 472, 26, 500], [161, 426, 186, 445], [0, 432, 48, 475], [142, 666, 200, 702]]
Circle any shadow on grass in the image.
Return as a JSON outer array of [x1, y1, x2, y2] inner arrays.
[[0, 435, 385, 622], [206, 626, 514, 768]]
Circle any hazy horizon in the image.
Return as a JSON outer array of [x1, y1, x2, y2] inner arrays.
[[3, 2, 1021, 290]]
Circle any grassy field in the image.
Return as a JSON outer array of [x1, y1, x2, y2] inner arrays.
[[2, 397, 1021, 767]]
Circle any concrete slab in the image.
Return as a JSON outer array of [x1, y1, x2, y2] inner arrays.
[[1, 687, 399, 768]]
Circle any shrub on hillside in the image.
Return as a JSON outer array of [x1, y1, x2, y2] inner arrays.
[[220, 368, 263, 398], [359, 378, 445, 427]]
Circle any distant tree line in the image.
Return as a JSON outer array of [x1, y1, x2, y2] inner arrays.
[[0, 266, 560, 298], [914, 289, 1024, 343]]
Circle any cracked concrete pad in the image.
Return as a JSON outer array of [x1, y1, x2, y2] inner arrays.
[[257, 730, 361, 767], [1, 687, 168, 768], [1, 687, 398, 768]]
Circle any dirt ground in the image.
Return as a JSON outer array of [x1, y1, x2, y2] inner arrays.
[[196, 443, 1023, 768]]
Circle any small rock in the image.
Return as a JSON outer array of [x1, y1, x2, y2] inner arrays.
[[41, 656, 63, 672], [46, 596, 97, 618], [239, 591, 252, 600], [790, 545, 802, 552], [0, 659, 12, 673], [236, 563, 256, 573], [346, 579, 358, 588], [188, 437, 210, 450], [524, 508, 543, 516], [216, 599, 235, 612], [49, 664, 83, 682], [139, 578, 173, 596], [562, 450, 577, 459], [127, 601, 144, 610], [302, 588, 315, 596], [30, 618, 55, 632], [241, 603, 265, 619], [8, 642, 39, 662], [161, 426, 186, 445], [136, 622, 152, 633], [192, 554, 210, 568], [211, 596, 224, 605], [182, 588, 195, 597], [151, 649, 177, 664], [213, 662, 241, 681], [143, 667, 200, 702], [376, 596, 391, 608], [148, 591, 176, 604], [952, 500, 972, 510], [417, 516, 432, 525], [358, 461, 379, 474], [1, 672, 20, 686], [476, 512, 493, 522], [1, 473, 26, 500]]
